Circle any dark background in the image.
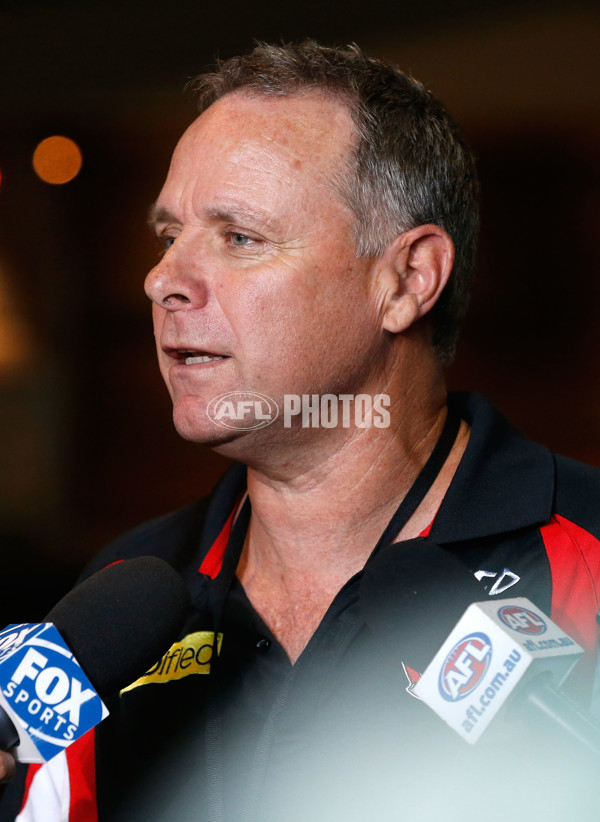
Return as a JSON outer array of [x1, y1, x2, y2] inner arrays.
[[1, 0, 599, 621]]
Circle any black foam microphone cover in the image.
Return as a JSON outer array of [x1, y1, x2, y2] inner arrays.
[[45, 556, 190, 696]]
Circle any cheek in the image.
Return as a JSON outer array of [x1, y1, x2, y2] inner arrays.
[[226, 274, 320, 350], [151, 304, 165, 341], [231, 258, 377, 368], [150, 306, 173, 383]]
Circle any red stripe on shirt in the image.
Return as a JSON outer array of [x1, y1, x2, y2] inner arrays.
[[18, 764, 42, 814], [541, 514, 600, 650], [419, 521, 433, 538], [198, 504, 238, 579], [541, 513, 600, 700], [67, 729, 98, 822]]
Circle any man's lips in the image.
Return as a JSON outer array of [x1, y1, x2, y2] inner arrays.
[[184, 354, 226, 365], [162, 346, 230, 365]]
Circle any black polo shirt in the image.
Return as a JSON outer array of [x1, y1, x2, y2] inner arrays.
[[4, 393, 600, 821]]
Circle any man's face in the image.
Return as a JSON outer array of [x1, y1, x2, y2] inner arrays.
[[146, 90, 386, 449]]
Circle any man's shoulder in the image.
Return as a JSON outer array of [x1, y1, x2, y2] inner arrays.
[[553, 452, 600, 537], [83, 463, 247, 580], [82, 498, 211, 578]]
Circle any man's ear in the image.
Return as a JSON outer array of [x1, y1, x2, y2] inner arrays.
[[378, 225, 454, 335]]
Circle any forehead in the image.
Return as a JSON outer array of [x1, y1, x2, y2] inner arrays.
[[158, 90, 356, 223]]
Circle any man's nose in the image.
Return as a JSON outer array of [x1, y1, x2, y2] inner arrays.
[[144, 242, 209, 311]]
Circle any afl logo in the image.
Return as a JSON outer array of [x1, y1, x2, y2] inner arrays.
[[439, 632, 492, 702], [206, 392, 279, 430], [497, 605, 547, 635]]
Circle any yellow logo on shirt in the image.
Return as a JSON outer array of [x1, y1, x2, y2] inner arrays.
[[120, 631, 223, 694]]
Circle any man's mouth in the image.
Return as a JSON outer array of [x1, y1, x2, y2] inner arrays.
[[169, 349, 228, 365], [185, 354, 226, 365]]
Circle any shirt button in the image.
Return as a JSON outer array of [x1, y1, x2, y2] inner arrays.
[[256, 637, 271, 653]]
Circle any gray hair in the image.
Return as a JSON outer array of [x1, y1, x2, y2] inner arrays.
[[190, 41, 479, 362]]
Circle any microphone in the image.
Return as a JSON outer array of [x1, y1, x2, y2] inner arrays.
[[0, 556, 189, 763], [413, 596, 600, 752], [360, 538, 600, 753]]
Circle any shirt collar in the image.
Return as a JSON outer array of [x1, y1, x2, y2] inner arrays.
[[198, 392, 556, 571], [429, 392, 555, 544]]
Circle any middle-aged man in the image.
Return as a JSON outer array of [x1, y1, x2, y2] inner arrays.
[[3, 40, 600, 822]]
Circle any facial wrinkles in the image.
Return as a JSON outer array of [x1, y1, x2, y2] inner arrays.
[[162, 93, 355, 244], [155, 183, 356, 370], [190, 153, 342, 252], [152, 223, 328, 365], [151, 92, 384, 404]]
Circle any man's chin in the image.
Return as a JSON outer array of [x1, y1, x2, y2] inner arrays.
[[172, 393, 281, 449], [173, 412, 289, 467], [173, 415, 244, 447]]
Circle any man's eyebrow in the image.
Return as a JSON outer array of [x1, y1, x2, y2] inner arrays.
[[204, 204, 279, 229], [147, 203, 177, 229], [147, 202, 280, 231]]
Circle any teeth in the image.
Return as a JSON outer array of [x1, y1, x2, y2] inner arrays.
[[185, 355, 225, 365]]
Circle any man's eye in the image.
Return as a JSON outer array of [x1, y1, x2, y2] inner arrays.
[[230, 233, 252, 247], [155, 235, 175, 253]]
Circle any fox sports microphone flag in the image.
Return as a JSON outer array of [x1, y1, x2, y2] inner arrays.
[[0, 622, 106, 763], [0, 556, 190, 764]]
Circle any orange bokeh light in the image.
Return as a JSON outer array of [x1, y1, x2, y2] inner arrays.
[[33, 136, 82, 184]]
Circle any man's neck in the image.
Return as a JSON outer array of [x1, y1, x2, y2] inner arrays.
[[234, 380, 470, 662], [240, 393, 470, 564]]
